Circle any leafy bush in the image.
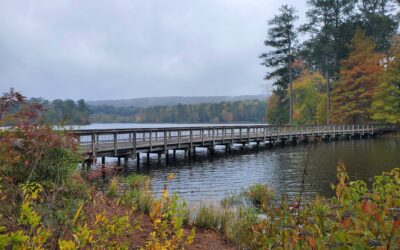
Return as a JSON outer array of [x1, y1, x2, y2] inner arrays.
[[107, 176, 119, 197], [144, 174, 195, 249], [245, 183, 275, 209], [0, 89, 79, 186], [226, 164, 400, 249]]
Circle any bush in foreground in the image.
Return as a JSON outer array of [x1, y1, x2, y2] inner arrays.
[[194, 164, 400, 249]]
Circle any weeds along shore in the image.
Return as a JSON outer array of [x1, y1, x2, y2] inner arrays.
[[88, 164, 400, 249]]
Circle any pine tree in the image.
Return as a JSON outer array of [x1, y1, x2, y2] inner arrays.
[[331, 29, 384, 123], [303, 0, 357, 124], [358, 0, 399, 52], [370, 36, 400, 123], [260, 5, 299, 125]]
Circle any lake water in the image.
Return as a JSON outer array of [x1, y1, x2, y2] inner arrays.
[[79, 123, 400, 204]]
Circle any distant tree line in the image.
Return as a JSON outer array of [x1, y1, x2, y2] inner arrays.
[[262, 0, 400, 125], [90, 100, 266, 123], [27, 98, 92, 125]]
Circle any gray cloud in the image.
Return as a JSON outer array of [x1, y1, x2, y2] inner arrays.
[[0, 0, 307, 100]]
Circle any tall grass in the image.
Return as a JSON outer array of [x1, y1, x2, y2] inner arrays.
[[120, 174, 154, 214]]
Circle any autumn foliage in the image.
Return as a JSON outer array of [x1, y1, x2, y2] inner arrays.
[[218, 164, 400, 249], [331, 30, 384, 124], [291, 70, 326, 125], [370, 36, 400, 124], [0, 89, 78, 185]]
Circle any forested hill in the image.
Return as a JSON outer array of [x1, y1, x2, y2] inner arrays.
[[22, 98, 266, 125], [90, 99, 266, 123], [87, 95, 266, 108]]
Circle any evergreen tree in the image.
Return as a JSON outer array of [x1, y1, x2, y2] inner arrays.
[[260, 5, 299, 125], [303, 0, 357, 124], [357, 0, 399, 52], [331, 30, 384, 123]]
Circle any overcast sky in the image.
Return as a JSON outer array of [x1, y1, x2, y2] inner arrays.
[[0, 0, 307, 100]]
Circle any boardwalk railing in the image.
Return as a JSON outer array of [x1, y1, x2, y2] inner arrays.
[[71, 124, 397, 161]]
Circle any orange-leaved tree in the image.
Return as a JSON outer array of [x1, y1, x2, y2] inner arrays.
[[331, 29, 384, 124]]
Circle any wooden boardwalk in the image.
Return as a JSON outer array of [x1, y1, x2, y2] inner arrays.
[[72, 124, 397, 165]]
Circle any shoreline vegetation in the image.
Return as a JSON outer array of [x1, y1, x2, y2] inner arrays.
[[1, 89, 399, 249]]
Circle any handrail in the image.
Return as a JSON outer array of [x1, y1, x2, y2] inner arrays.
[[69, 123, 398, 135]]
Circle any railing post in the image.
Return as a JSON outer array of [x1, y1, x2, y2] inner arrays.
[[247, 127, 250, 143], [114, 132, 117, 156], [91, 133, 96, 163], [263, 127, 266, 142], [190, 129, 193, 149], [132, 131, 136, 156], [149, 131, 152, 150], [202, 129, 205, 145], [277, 126, 280, 140], [256, 127, 258, 142], [231, 128, 234, 144], [164, 130, 167, 155], [212, 128, 215, 146], [178, 130, 181, 148]]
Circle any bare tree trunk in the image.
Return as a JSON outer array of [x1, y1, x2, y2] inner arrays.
[[326, 56, 330, 125], [289, 46, 293, 125]]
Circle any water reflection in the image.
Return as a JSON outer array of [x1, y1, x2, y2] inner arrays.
[[130, 137, 400, 204]]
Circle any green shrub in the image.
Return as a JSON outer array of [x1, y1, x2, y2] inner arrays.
[[125, 174, 151, 190], [107, 176, 119, 197], [118, 175, 154, 214], [245, 183, 274, 208]]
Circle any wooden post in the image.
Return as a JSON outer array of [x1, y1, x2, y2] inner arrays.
[[91, 133, 96, 164], [164, 131, 168, 155], [113, 132, 117, 156], [255, 128, 258, 142], [136, 153, 140, 167], [190, 129, 193, 149], [263, 127, 266, 142], [132, 132, 137, 156], [149, 131, 152, 151], [212, 128, 215, 146], [277, 127, 280, 141], [178, 130, 181, 148]]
